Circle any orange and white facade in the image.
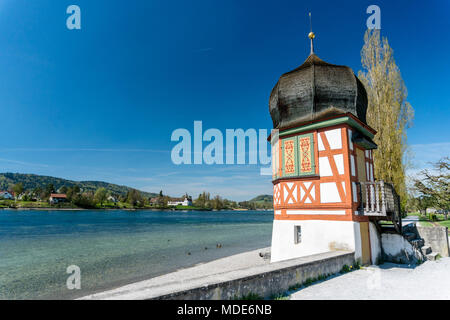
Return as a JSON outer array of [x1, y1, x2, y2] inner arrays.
[[271, 114, 381, 264]]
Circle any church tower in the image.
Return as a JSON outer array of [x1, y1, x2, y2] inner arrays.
[[269, 30, 391, 264]]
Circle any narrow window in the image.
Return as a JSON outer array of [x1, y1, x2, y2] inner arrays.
[[294, 226, 302, 244]]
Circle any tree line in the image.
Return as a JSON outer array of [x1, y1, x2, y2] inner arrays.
[[5, 184, 274, 210], [408, 157, 449, 219]]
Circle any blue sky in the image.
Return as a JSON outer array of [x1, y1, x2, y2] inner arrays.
[[0, 0, 448, 200]]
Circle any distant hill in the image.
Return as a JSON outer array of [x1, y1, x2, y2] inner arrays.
[[0, 173, 158, 198], [249, 194, 273, 203]]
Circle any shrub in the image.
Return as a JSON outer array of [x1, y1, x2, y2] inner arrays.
[[235, 292, 262, 300], [340, 265, 351, 273]]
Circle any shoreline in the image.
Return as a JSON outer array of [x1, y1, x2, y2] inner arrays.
[[1, 210, 274, 299], [79, 246, 272, 300], [0, 207, 273, 212]]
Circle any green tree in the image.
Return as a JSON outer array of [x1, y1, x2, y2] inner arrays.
[[194, 192, 211, 208], [66, 185, 81, 202], [32, 187, 42, 199], [414, 157, 449, 219], [45, 183, 55, 197], [211, 195, 223, 210], [358, 29, 414, 211], [127, 189, 143, 207], [94, 187, 108, 206], [72, 193, 95, 209], [412, 195, 435, 216], [12, 183, 24, 197]]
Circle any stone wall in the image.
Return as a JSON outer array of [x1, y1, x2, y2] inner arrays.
[[416, 226, 450, 257], [151, 251, 355, 300], [381, 233, 421, 264]]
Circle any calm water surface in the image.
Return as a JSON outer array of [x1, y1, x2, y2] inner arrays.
[[0, 209, 273, 299]]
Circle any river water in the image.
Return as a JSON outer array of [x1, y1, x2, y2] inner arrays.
[[0, 209, 273, 299]]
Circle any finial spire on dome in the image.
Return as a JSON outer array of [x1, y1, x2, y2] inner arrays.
[[308, 12, 315, 55]]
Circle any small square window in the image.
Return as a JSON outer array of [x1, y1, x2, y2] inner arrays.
[[294, 226, 301, 244]]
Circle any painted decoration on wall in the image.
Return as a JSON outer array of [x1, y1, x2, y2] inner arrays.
[[298, 133, 315, 175], [282, 138, 297, 176], [280, 134, 316, 178]]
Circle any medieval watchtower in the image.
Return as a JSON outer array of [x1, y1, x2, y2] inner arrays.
[[269, 31, 401, 264]]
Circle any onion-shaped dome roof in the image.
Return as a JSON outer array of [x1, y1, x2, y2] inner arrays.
[[269, 53, 368, 129]]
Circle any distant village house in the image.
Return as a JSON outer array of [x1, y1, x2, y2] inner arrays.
[[0, 191, 14, 200], [49, 193, 67, 204], [107, 195, 118, 203], [167, 195, 193, 207]]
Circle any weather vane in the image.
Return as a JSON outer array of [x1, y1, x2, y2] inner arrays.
[[308, 12, 315, 54]]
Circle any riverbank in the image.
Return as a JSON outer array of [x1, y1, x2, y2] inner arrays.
[[80, 248, 354, 300], [0, 203, 272, 211], [80, 247, 272, 300], [0, 209, 273, 299], [0, 207, 212, 211]]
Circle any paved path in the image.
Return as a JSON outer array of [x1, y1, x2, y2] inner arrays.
[[290, 258, 450, 300], [402, 215, 419, 226]]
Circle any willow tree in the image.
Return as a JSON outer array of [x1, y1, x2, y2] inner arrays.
[[358, 30, 414, 210]]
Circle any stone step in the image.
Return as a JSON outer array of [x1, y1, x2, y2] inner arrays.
[[403, 232, 416, 241], [410, 239, 425, 248], [426, 252, 439, 261], [421, 246, 432, 255]]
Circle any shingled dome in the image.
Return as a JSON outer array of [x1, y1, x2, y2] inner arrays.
[[269, 53, 368, 129]]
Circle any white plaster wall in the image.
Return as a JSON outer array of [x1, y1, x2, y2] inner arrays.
[[271, 219, 362, 263], [318, 134, 325, 151], [325, 129, 342, 149], [320, 182, 341, 203], [333, 154, 344, 174], [381, 233, 414, 259], [369, 222, 382, 264], [352, 182, 357, 203], [350, 155, 356, 176], [319, 157, 332, 176], [352, 222, 362, 263]]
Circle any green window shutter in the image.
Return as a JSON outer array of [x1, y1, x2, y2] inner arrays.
[[297, 133, 316, 176], [281, 137, 298, 177]]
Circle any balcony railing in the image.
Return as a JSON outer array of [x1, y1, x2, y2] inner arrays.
[[356, 180, 402, 233]]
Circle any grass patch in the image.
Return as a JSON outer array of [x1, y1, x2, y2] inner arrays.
[[272, 294, 289, 300], [419, 220, 434, 227], [287, 273, 333, 292], [234, 292, 263, 300], [272, 261, 362, 300], [437, 221, 450, 228]]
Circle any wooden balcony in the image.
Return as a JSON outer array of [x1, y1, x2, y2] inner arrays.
[[356, 181, 402, 233]]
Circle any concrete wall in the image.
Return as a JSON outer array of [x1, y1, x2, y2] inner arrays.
[[369, 222, 382, 264], [417, 226, 450, 257], [381, 233, 420, 264], [152, 251, 355, 300], [271, 220, 362, 263]]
